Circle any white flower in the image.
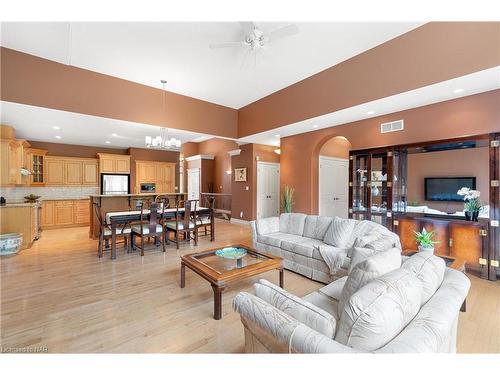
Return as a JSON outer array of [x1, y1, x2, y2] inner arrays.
[[457, 187, 470, 196]]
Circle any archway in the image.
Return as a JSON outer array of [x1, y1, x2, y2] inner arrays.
[[312, 135, 353, 215]]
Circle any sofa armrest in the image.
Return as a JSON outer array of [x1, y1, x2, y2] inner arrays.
[[290, 324, 361, 353], [254, 279, 336, 338], [254, 216, 279, 235], [233, 291, 301, 345], [233, 292, 357, 353], [250, 221, 258, 242]]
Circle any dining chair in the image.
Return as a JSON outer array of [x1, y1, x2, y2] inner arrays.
[[197, 195, 215, 239], [93, 202, 131, 258], [165, 199, 199, 249], [130, 201, 166, 256]]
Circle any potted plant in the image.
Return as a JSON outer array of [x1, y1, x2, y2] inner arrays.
[[281, 185, 294, 213], [414, 228, 439, 253], [457, 187, 482, 222]]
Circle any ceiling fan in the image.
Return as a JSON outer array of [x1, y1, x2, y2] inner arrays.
[[209, 22, 299, 51]]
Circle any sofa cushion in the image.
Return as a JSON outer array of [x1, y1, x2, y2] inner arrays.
[[317, 245, 350, 275], [319, 276, 347, 301], [347, 220, 393, 257], [281, 238, 325, 258], [348, 247, 377, 274], [257, 232, 301, 248], [254, 279, 337, 338], [303, 216, 333, 240], [402, 252, 446, 305], [255, 216, 279, 235], [279, 213, 307, 236], [323, 217, 356, 248], [365, 234, 400, 251], [336, 268, 423, 350], [339, 247, 402, 315], [353, 232, 382, 249]]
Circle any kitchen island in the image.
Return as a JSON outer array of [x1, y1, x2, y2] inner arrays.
[[89, 193, 186, 239], [0, 201, 40, 250]]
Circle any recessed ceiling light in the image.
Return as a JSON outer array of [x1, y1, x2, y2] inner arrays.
[[105, 141, 111, 144], [55, 135, 62, 139], [274, 134, 280, 138], [111, 133, 118, 137], [313, 125, 318, 128], [52, 126, 60, 130], [453, 88, 464, 94], [367, 110, 375, 115]]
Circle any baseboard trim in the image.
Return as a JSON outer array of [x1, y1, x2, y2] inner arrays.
[[230, 218, 251, 225]]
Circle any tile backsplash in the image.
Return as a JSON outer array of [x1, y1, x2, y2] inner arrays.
[[0, 186, 99, 202]]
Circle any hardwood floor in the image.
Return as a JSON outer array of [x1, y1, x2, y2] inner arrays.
[[1, 221, 499, 353]]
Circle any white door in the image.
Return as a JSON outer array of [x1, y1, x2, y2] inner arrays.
[[187, 168, 200, 201], [319, 156, 349, 218], [257, 162, 280, 219]]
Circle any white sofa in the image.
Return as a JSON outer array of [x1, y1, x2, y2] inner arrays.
[[251, 213, 401, 283], [233, 251, 470, 353]]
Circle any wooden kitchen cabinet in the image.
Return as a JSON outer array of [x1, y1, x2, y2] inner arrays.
[[45, 157, 65, 185], [97, 153, 131, 174], [55, 203, 74, 226], [25, 148, 48, 185], [64, 160, 83, 185], [0, 138, 30, 186], [42, 199, 91, 228], [135, 160, 176, 193], [83, 161, 99, 185], [41, 201, 55, 227], [45, 157, 99, 186]]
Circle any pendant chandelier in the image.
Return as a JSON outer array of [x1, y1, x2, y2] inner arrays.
[[144, 80, 181, 150]]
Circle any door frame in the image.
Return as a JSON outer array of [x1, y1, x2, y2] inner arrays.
[[318, 155, 349, 217], [187, 167, 201, 201], [256, 161, 280, 219]]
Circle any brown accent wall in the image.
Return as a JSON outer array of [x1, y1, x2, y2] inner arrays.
[[231, 143, 280, 220], [407, 147, 489, 213], [27, 141, 128, 158], [198, 138, 239, 194], [1, 47, 238, 138], [319, 136, 351, 159], [238, 22, 500, 137], [280, 90, 500, 215], [127, 147, 180, 193]]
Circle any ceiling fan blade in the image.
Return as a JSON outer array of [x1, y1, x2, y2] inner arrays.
[[264, 24, 299, 42], [209, 41, 246, 49], [239, 21, 257, 34]]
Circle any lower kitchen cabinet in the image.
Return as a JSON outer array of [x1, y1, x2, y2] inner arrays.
[[42, 199, 90, 228]]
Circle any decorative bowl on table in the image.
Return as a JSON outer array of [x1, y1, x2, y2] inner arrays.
[[0, 233, 23, 256], [215, 247, 247, 260]]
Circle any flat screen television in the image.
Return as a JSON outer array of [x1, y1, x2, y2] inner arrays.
[[424, 177, 476, 202]]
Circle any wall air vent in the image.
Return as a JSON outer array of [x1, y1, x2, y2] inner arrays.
[[380, 120, 404, 134]]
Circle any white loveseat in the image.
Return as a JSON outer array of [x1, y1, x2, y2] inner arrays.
[[251, 213, 401, 283], [233, 251, 470, 353]]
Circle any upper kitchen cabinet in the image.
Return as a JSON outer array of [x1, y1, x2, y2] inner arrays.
[[0, 125, 31, 186], [45, 156, 99, 186], [97, 153, 131, 174], [25, 148, 48, 185]]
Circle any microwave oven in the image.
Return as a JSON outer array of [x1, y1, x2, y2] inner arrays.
[[140, 183, 156, 193]]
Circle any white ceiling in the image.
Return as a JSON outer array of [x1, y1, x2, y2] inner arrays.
[[0, 22, 423, 109], [0, 101, 213, 149], [239, 66, 500, 146]]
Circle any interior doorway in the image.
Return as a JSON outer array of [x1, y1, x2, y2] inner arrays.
[[319, 156, 349, 218], [257, 162, 280, 219], [187, 168, 200, 201]]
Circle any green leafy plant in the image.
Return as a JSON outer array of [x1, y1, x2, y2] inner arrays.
[[414, 228, 439, 249], [281, 185, 295, 213]]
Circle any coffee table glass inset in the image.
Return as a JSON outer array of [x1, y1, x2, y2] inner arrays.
[[180, 244, 283, 320]]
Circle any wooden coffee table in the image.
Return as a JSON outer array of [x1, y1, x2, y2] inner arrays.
[[180, 244, 283, 320]]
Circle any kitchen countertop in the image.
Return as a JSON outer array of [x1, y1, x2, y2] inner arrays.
[[0, 202, 39, 208], [42, 197, 90, 201], [90, 193, 186, 198]]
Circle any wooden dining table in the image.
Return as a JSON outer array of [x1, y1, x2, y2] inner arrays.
[[105, 207, 214, 259]]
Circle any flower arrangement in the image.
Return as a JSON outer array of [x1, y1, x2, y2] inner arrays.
[[414, 228, 439, 252], [457, 187, 482, 221], [281, 185, 295, 213]]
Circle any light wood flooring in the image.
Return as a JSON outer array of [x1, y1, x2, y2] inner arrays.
[[1, 221, 499, 353]]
